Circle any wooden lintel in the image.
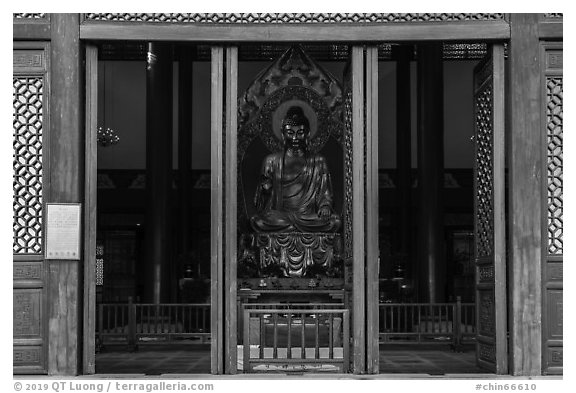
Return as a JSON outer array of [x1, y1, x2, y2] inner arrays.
[[80, 20, 510, 42]]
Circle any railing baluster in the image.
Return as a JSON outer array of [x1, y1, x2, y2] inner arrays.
[[329, 313, 334, 359], [417, 305, 422, 342], [342, 310, 350, 372], [315, 313, 320, 359], [301, 312, 306, 359], [160, 304, 164, 335], [287, 312, 292, 359], [112, 305, 117, 333], [273, 312, 278, 359], [259, 313, 264, 359], [404, 305, 408, 333], [145, 305, 148, 333], [243, 309, 250, 373], [175, 306, 180, 333]]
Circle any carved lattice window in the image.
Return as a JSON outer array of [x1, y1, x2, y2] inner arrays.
[[84, 13, 505, 24], [547, 77, 563, 255], [13, 77, 44, 254], [13, 13, 46, 19], [475, 83, 494, 258]]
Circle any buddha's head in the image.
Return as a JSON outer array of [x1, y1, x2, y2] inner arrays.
[[281, 106, 310, 151]]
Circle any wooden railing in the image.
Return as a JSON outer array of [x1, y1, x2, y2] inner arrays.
[[242, 305, 349, 373], [378, 299, 476, 348], [97, 301, 210, 348]]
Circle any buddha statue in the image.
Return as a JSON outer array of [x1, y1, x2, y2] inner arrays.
[[250, 106, 341, 234]]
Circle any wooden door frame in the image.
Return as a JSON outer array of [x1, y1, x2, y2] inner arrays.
[[365, 46, 379, 374], [77, 17, 522, 376], [82, 43, 98, 375]]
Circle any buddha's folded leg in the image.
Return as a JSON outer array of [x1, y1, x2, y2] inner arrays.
[[250, 210, 296, 232], [292, 214, 341, 233]]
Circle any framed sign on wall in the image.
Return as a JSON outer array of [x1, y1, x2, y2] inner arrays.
[[45, 203, 81, 260]]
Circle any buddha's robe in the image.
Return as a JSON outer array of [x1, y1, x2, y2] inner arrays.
[[250, 151, 341, 233]]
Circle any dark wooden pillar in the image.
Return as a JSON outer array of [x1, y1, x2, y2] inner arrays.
[[393, 45, 412, 282], [178, 48, 193, 276], [48, 13, 82, 375], [145, 43, 173, 304], [416, 43, 445, 303], [508, 13, 542, 376]]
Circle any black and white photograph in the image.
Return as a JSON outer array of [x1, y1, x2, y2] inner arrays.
[[7, 4, 569, 390]]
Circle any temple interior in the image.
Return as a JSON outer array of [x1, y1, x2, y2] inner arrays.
[[95, 42, 485, 374]]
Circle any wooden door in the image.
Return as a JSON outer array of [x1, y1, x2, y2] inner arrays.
[[540, 42, 563, 375], [473, 43, 508, 374], [13, 41, 51, 375]]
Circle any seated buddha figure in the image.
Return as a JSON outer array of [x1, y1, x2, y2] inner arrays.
[[250, 106, 341, 233]]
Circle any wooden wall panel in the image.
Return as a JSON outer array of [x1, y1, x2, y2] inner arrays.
[[13, 14, 51, 40], [541, 42, 563, 376], [13, 41, 50, 375]]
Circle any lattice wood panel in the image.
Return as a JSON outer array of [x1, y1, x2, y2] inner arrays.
[[474, 83, 494, 259], [546, 77, 563, 255], [84, 13, 504, 23], [13, 77, 44, 254], [13, 13, 46, 19]]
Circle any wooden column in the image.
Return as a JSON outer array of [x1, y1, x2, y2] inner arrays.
[[178, 48, 193, 270], [351, 45, 366, 373], [210, 46, 224, 375], [394, 45, 413, 281], [508, 13, 542, 376], [224, 46, 238, 374], [416, 43, 445, 303], [145, 42, 173, 304], [365, 46, 379, 374], [48, 13, 82, 375]]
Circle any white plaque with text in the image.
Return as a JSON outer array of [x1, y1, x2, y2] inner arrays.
[[45, 203, 81, 260]]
